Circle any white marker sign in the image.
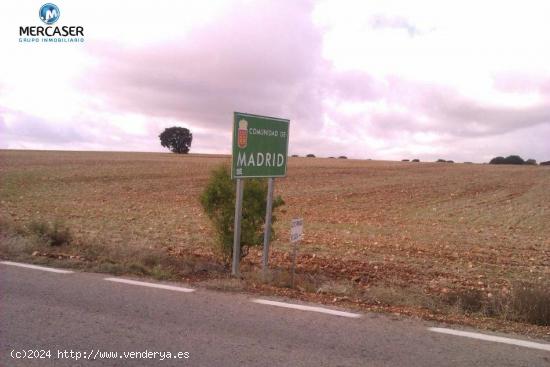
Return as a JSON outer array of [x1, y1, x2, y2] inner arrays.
[[290, 218, 303, 243]]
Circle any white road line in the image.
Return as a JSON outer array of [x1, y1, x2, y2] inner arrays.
[[252, 299, 361, 318], [104, 277, 195, 293], [428, 327, 550, 352], [0, 261, 74, 274]]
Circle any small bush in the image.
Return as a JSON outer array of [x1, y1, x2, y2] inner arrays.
[[306, 154, 316, 158], [525, 159, 537, 165], [328, 156, 335, 159], [509, 283, 550, 326], [338, 156, 348, 159], [443, 283, 550, 326], [444, 289, 484, 313], [28, 220, 71, 246], [401, 159, 410, 162], [291, 154, 299, 157], [317, 280, 356, 296], [541, 160, 550, 166], [436, 159, 446, 163], [412, 159, 420, 162], [200, 165, 284, 263], [446, 160, 454, 163]]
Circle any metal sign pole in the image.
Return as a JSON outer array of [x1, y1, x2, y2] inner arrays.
[[290, 218, 303, 288], [232, 178, 244, 276], [291, 239, 298, 288], [262, 177, 275, 272]]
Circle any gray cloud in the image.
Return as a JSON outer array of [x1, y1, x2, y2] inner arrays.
[[362, 78, 550, 138], [82, 1, 326, 133], [0, 107, 160, 152], [493, 73, 550, 95], [370, 14, 421, 36], [0, 110, 88, 145], [418, 86, 550, 137]]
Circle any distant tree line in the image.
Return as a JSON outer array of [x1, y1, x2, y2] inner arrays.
[[278, 152, 550, 166], [489, 155, 542, 165], [290, 154, 348, 159]]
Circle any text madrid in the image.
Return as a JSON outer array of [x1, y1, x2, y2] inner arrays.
[[236, 152, 286, 168]]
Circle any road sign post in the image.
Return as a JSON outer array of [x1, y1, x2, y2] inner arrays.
[[262, 177, 274, 273], [231, 112, 289, 277], [290, 218, 303, 288], [231, 178, 244, 276]]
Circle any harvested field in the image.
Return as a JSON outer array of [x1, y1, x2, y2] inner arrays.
[[1, 150, 549, 334]]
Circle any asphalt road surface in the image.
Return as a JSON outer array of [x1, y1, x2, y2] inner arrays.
[[1, 262, 549, 366]]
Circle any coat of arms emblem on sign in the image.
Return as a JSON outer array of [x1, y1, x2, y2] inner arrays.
[[238, 119, 248, 149]]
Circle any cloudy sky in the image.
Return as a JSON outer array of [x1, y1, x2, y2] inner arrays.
[[1, 0, 549, 162]]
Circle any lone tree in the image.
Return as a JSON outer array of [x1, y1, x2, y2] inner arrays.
[[159, 127, 192, 154]]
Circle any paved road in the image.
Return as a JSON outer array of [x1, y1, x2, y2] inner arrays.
[[1, 263, 549, 366]]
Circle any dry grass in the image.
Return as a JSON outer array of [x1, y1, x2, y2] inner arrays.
[[508, 283, 550, 326], [1, 150, 549, 328], [28, 219, 72, 246]]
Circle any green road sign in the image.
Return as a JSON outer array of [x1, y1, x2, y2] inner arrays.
[[232, 112, 289, 178]]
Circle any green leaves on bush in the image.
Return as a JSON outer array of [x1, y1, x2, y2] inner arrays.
[[200, 165, 284, 263]]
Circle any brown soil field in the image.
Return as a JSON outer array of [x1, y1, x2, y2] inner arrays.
[[1, 150, 549, 336]]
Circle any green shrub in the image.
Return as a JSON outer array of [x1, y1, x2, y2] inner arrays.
[[306, 154, 316, 158], [28, 220, 71, 246], [200, 165, 284, 262]]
